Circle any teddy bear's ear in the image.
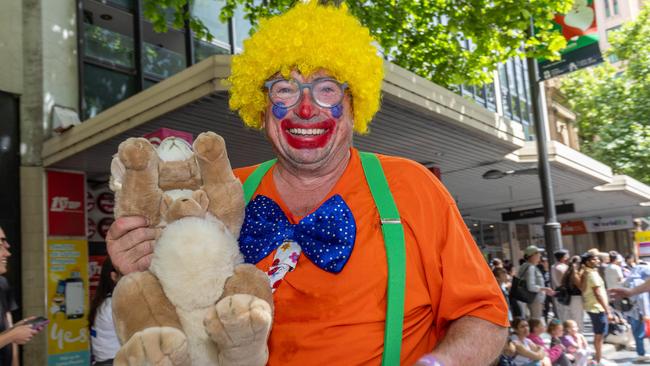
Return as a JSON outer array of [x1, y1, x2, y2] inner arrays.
[[160, 194, 174, 220], [109, 155, 125, 192], [192, 190, 209, 212]]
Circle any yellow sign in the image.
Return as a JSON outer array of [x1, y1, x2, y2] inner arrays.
[[636, 231, 650, 258], [47, 238, 90, 365]]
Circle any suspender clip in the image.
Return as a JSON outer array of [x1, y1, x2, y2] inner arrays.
[[381, 218, 401, 225]]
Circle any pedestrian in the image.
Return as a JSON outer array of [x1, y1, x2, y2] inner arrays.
[[604, 250, 624, 290], [105, 2, 510, 365], [623, 254, 636, 278], [0, 226, 43, 365], [560, 256, 585, 331], [621, 263, 650, 362], [538, 257, 553, 322], [89, 257, 120, 365], [551, 249, 570, 322], [581, 251, 614, 365], [517, 245, 554, 322]]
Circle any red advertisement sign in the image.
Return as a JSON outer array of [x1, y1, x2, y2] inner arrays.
[[47, 170, 86, 237], [88, 255, 108, 300], [561, 220, 588, 236]]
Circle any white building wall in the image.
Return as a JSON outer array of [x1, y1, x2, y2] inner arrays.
[[0, 0, 23, 95], [595, 0, 645, 53]]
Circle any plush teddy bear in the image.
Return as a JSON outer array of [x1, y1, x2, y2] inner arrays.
[[109, 132, 273, 366]]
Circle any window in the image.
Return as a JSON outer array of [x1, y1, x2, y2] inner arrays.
[[191, 0, 231, 61], [613, 0, 619, 15], [142, 20, 187, 81], [604, 0, 611, 17], [83, 64, 136, 119]]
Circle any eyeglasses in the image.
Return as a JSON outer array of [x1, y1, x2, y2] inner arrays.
[[264, 78, 348, 109]]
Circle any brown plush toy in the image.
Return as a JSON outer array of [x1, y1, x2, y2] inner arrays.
[[109, 132, 273, 366]]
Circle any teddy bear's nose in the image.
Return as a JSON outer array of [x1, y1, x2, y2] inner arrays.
[[181, 199, 189, 202]]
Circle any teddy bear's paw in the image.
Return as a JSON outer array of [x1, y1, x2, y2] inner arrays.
[[114, 326, 190, 366], [194, 132, 226, 162], [205, 294, 272, 348], [118, 138, 158, 170]]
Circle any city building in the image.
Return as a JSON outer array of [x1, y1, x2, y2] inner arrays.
[[1, 0, 650, 362]]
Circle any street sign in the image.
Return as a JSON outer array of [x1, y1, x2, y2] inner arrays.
[[501, 203, 575, 221], [538, 0, 603, 80]]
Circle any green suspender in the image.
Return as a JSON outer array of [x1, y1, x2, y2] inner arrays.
[[243, 158, 277, 204], [358, 152, 406, 366], [242, 153, 406, 365]]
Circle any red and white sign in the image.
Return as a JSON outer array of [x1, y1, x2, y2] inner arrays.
[[561, 220, 588, 236], [47, 170, 86, 237], [96, 192, 115, 215]]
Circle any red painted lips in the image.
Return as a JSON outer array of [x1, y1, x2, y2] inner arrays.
[[280, 119, 336, 149]]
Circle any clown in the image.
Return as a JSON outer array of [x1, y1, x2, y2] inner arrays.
[[108, 1, 509, 365]]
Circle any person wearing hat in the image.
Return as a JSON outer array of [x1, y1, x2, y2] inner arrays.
[[517, 245, 555, 321], [105, 2, 510, 365], [604, 250, 624, 290], [581, 251, 613, 365], [551, 249, 570, 321]]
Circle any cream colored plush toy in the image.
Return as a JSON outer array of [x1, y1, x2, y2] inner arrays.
[[109, 132, 273, 366]]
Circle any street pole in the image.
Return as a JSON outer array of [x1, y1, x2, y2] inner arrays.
[[526, 17, 563, 263]]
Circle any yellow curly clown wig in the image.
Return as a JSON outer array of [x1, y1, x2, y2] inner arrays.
[[228, 1, 384, 134]]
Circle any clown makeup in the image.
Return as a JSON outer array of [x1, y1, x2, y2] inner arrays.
[[264, 69, 353, 171]]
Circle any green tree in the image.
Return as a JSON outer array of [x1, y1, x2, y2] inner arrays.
[[560, 7, 650, 184], [143, 0, 570, 87]]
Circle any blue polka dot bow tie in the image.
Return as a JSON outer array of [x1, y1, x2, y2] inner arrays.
[[239, 194, 357, 273]]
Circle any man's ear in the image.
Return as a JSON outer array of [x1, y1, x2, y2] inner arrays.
[[160, 194, 173, 219], [192, 190, 209, 211]]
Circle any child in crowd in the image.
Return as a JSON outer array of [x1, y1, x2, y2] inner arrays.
[[547, 319, 572, 366], [511, 318, 549, 366], [561, 319, 590, 366], [527, 319, 570, 366]]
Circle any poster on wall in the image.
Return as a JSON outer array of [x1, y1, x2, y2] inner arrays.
[[87, 181, 114, 242], [46, 238, 90, 366], [47, 170, 86, 237], [538, 0, 603, 80], [637, 231, 650, 258]]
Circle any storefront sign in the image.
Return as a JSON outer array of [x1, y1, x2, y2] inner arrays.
[[47, 171, 86, 237], [501, 203, 574, 221], [561, 220, 588, 235], [637, 231, 650, 258], [583, 216, 633, 233], [538, 0, 603, 80], [47, 239, 90, 365]]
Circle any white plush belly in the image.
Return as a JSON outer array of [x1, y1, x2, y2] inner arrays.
[[150, 216, 244, 364]]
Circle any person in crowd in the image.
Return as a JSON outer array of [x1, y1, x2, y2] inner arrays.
[[560, 320, 589, 366], [510, 318, 549, 366], [105, 2, 509, 365], [493, 338, 517, 366], [495, 267, 513, 321], [528, 319, 571, 366], [538, 257, 553, 322], [551, 250, 570, 322], [604, 250, 624, 290], [492, 258, 504, 270], [0, 226, 42, 366], [545, 319, 571, 366], [518, 246, 554, 321], [623, 254, 636, 278], [581, 251, 613, 365], [89, 257, 120, 365], [560, 256, 584, 331], [621, 262, 650, 362]]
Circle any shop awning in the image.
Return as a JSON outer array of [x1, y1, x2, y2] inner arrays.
[[454, 140, 650, 222], [43, 55, 526, 183]]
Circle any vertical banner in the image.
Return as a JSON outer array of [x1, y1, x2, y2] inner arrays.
[[46, 170, 89, 365], [637, 231, 650, 258], [47, 171, 86, 237], [46, 239, 90, 365], [538, 0, 603, 80]]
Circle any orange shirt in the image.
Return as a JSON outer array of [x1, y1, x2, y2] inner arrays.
[[234, 148, 508, 365]]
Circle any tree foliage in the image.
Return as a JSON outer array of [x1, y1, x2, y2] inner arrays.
[[143, 0, 571, 87], [560, 6, 650, 184]]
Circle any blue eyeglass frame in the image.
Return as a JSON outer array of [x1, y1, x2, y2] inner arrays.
[[263, 77, 349, 109]]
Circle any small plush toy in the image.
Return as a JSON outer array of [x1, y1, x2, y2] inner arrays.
[[109, 132, 273, 366]]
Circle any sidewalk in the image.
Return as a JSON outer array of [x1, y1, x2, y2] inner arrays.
[[581, 313, 650, 365]]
